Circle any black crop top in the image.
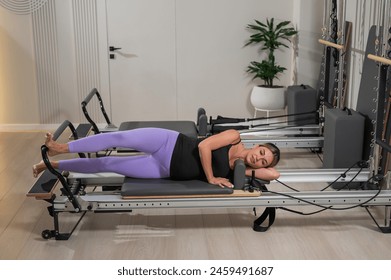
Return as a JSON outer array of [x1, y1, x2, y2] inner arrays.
[[169, 133, 233, 181]]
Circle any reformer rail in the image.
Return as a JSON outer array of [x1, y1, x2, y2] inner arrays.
[[54, 190, 391, 211]]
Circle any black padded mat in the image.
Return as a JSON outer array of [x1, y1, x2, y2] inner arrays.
[[27, 170, 58, 198], [121, 178, 233, 196], [119, 121, 198, 138]]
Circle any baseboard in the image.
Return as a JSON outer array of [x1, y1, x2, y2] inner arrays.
[[0, 124, 62, 132], [0, 122, 105, 132]]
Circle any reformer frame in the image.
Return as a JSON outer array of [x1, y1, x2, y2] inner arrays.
[[27, 118, 391, 240]]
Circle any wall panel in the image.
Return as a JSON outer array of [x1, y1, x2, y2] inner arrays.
[[32, 0, 61, 123]]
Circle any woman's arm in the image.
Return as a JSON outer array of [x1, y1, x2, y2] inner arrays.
[[245, 167, 280, 181], [198, 129, 240, 188]]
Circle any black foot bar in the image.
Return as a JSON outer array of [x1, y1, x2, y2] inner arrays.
[[41, 120, 87, 239]]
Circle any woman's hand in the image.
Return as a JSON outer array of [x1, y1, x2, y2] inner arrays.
[[208, 177, 234, 188]]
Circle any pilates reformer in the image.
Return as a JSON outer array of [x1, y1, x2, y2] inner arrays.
[[27, 78, 390, 240], [26, 121, 391, 240], [27, 111, 390, 240]]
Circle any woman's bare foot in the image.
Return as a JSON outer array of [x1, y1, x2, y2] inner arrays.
[[32, 161, 46, 178], [45, 133, 69, 156]]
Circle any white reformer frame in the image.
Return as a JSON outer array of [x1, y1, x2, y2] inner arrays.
[[62, 168, 380, 212], [28, 117, 390, 240], [41, 164, 390, 241]]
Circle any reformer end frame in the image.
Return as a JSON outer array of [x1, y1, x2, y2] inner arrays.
[[81, 88, 117, 134], [40, 121, 83, 213], [27, 120, 86, 201], [27, 120, 88, 240]]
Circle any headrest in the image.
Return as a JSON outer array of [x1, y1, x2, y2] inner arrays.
[[233, 159, 246, 189]]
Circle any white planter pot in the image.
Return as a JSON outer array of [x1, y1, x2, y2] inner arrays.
[[250, 86, 286, 111]]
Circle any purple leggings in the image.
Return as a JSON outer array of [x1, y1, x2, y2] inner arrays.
[[58, 128, 179, 178]]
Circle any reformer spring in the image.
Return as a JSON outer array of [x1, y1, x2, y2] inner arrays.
[[211, 110, 318, 125], [210, 110, 319, 134]]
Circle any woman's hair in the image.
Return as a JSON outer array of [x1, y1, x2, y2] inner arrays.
[[260, 143, 280, 167]]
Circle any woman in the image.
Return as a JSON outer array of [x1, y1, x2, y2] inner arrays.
[[33, 128, 280, 188]]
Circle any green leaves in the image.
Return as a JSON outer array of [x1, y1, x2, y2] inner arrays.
[[245, 18, 297, 87], [246, 60, 286, 87]]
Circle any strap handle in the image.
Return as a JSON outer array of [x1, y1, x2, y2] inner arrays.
[[253, 207, 276, 232], [249, 174, 276, 232]]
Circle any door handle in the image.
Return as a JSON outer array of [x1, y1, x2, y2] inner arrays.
[[109, 46, 122, 52]]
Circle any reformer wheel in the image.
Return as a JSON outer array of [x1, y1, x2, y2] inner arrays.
[[41, 229, 53, 240]]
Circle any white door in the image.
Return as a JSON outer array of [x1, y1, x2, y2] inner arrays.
[[106, 0, 177, 123]]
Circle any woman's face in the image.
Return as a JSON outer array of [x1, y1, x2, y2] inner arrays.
[[245, 146, 274, 168]]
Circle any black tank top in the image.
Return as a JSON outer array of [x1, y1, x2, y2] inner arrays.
[[170, 133, 233, 181]]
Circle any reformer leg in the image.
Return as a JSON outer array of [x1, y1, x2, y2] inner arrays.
[[42, 206, 86, 240], [364, 206, 391, 234]]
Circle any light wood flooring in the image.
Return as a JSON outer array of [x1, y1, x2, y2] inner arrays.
[[1, 131, 391, 260]]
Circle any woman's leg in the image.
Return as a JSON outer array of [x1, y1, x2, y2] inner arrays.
[[45, 133, 69, 156], [67, 128, 179, 154], [33, 160, 57, 178], [58, 155, 169, 178], [35, 128, 179, 178], [33, 155, 169, 178]]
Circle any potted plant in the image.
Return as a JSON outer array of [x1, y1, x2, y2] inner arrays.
[[245, 18, 297, 112]]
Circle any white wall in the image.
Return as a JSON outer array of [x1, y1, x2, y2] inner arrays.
[[175, 0, 296, 120], [0, 7, 40, 126], [0, 0, 332, 129], [345, 0, 380, 109], [293, 0, 324, 87]]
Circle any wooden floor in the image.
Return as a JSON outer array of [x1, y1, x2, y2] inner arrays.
[[1, 131, 391, 260]]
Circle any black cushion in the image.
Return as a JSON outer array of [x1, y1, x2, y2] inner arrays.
[[119, 121, 198, 138], [121, 178, 233, 196], [27, 170, 58, 198]]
